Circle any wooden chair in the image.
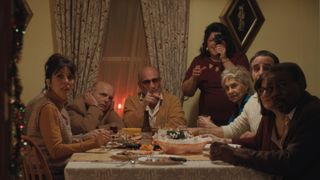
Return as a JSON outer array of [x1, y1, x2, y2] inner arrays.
[[21, 135, 53, 180]]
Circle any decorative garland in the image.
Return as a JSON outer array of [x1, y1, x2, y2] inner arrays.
[[10, 0, 29, 178]]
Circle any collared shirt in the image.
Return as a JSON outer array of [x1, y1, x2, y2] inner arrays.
[[139, 93, 164, 128], [287, 107, 296, 121], [271, 108, 296, 149]]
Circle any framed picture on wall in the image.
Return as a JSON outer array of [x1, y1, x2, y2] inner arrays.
[[220, 0, 264, 52], [22, 0, 33, 27]]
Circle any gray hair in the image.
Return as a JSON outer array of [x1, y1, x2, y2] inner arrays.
[[221, 66, 254, 95]]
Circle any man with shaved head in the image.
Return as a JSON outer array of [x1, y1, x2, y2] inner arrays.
[[123, 66, 186, 129], [67, 81, 124, 134]]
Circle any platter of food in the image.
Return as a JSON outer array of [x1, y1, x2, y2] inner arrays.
[[138, 155, 186, 165], [110, 150, 152, 161]]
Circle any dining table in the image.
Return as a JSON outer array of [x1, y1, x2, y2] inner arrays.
[[64, 146, 272, 180]]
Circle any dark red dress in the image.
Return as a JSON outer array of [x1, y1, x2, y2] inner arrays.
[[183, 52, 249, 125]]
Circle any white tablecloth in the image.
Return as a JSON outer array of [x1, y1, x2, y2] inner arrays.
[[64, 149, 272, 180]]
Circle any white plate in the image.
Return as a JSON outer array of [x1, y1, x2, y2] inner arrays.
[[138, 155, 184, 165], [228, 144, 241, 148]]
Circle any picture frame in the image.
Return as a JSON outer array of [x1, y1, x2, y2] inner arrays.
[[22, 0, 33, 28], [220, 0, 264, 52]]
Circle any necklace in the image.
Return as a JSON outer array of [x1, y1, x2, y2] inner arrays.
[[209, 57, 222, 72], [214, 66, 219, 72], [208, 63, 220, 72]]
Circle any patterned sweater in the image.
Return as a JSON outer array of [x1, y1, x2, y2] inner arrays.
[[26, 90, 98, 171]]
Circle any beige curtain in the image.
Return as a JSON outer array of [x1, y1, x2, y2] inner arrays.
[[140, 0, 190, 99], [52, 0, 111, 97], [99, 0, 149, 117]]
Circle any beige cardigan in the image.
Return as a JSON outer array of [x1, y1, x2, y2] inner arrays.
[[123, 92, 186, 129]]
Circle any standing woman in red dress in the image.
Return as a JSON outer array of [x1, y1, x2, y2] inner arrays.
[[182, 22, 249, 126]]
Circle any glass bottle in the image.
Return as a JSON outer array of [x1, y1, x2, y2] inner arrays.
[[141, 110, 152, 145]]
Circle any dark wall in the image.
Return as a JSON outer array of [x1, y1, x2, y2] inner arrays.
[[0, 0, 12, 179]]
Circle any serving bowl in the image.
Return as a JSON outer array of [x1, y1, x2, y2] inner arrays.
[[157, 140, 209, 155]]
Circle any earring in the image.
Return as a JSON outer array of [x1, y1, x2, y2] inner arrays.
[[46, 79, 50, 89]]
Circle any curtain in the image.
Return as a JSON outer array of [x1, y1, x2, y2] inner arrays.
[[99, 0, 149, 116], [140, 0, 190, 99], [52, 0, 111, 97]]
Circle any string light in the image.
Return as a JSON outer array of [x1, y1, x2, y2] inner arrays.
[[10, 0, 29, 178]]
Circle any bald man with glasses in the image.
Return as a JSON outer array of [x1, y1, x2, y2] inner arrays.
[[123, 66, 186, 129]]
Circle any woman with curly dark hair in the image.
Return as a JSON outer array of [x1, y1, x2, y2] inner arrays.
[[182, 22, 249, 126]]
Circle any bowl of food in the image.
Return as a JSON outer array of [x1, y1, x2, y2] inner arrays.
[[157, 140, 208, 155], [154, 130, 211, 155]]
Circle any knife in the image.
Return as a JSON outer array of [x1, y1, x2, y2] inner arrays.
[[169, 157, 187, 163]]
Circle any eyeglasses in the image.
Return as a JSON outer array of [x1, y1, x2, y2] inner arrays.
[[258, 81, 288, 96], [258, 86, 273, 96], [141, 78, 161, 85]]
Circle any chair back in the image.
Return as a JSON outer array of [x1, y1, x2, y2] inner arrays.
[[21, 135, 53, 180]]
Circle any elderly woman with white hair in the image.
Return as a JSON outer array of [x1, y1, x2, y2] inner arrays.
[[198, 66, 253, 127]]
